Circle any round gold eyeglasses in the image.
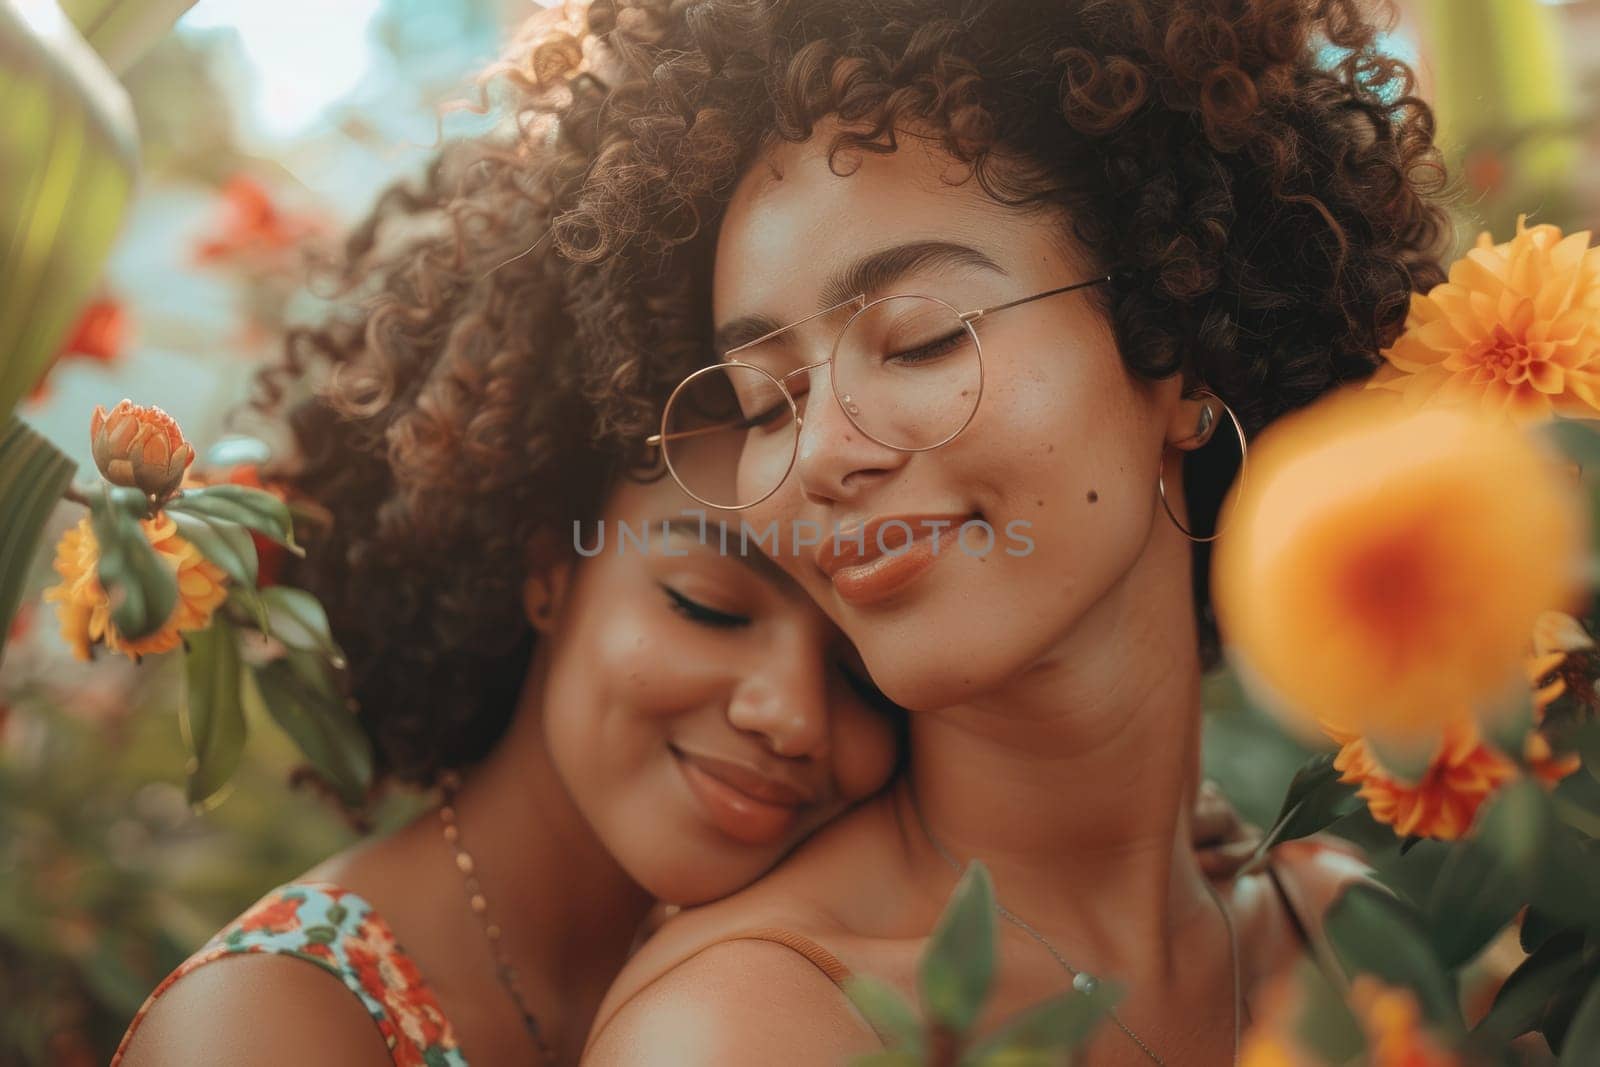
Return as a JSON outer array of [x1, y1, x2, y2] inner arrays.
[[647, 276, 1114, 510]]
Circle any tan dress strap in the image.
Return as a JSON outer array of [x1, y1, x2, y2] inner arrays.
[[727, 926, 855, 985], [721, 927, 892, 1050]]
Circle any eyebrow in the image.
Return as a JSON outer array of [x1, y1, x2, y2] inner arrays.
[[659, 518, 794, 586], [713, 240, 1008, 357]]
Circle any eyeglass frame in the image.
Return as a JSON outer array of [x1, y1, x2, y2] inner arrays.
[[646, 273, 1116, 510]]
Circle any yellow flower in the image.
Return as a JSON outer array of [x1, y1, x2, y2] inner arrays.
[[90, 399, 196, 500], [1213, 389, 1585, 744], [1331, 721, 1519, 841], [1367, 216, 1600, 422], [42, 514, 229, 661]]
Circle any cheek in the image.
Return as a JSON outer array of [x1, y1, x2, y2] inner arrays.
[[577, 609, 715, 720]]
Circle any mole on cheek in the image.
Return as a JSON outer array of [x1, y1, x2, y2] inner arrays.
[[1087, 490, 1099, 503]]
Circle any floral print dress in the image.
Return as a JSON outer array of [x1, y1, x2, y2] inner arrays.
[[112, 882, 469, 1067]]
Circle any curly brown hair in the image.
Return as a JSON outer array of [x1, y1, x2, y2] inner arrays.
[[551, 0, 1455, 669], [242, 11, 642, 790]]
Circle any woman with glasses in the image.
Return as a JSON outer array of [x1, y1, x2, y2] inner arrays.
[[558, 0, 1451, 1062], [107, 12, 1264, 1066]]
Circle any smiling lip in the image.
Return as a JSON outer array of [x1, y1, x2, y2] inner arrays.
[[815, 513, 974, 607], [671, 746, 815, 846]]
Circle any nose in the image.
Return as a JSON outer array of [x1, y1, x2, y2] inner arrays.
[[725, 642, 831, 760], [792, 362, 907, 504]]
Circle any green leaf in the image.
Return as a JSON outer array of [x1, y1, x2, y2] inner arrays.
[[256, 586, 346, 668], [1424, 782, 1544, 968], [963, 984, 1122, 1064], [167, 484, 302, 555], [167, 509, 257, 589], [0, 416, 76, 663], [245, 655, 372, 808], [58, 0, 199, 75], [90, 481, 177, 642], [1559, 974, 1600, 1066], [1542, 419, 1600, 470], [847, 1055, 923, 1067], [841, 976, 924, 1054], [0, 3, 138, 422], [1324, 883, 1462, 1035], [1247, 753, 1361, 869], [964, 1053, 1065, 1067], [1475, 930, 1584, 1045], [919, 862, 997, 1034], [1522, 908, 1565, 954], [1287, 956, 1366, 1065], [182, 616, 246, 805], [226, 583, 270, 634]]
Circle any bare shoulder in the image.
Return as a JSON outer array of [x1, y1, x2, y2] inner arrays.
[[583, 938, 880, 1066], [586, 798, 904, 1060], [117, 952, 393, 1067]]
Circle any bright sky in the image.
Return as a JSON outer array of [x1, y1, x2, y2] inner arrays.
[[178, 0, 386, 139]]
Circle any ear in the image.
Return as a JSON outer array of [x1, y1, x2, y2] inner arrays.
[[1165, 387, 1221, 453], [522, 533, 576, 635]]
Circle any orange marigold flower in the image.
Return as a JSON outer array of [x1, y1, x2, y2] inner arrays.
[[42, 513, 229, 661], [1333, 721, 1518, 841], [1349, 977, 1461, 1066], [1213, 389, 1586, 745], [1367, 215, 1600, 422], [90, 399, 196, 500]]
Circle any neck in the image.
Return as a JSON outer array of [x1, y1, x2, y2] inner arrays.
[[427, 657, 654, 1054], [903, 519, 1212, 976]]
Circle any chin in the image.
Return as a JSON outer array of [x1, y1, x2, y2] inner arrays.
[[637, 857, 770, 907]]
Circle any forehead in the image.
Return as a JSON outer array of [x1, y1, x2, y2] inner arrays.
[[712, 131, 1039, 319]]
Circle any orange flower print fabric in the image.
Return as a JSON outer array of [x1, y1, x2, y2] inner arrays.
[[112, 883, 467, 1066]]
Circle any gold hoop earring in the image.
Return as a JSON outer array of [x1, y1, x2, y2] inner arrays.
[[1158, 389, 1248, 544]]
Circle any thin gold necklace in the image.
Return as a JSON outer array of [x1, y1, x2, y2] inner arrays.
[[911, 793, 1241, 1067], [437, 770, 555, 1064]]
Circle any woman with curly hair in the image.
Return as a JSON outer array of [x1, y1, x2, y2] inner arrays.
[[107, 32, 912, 1067], [552, 0, 1453, 1062], [111, 9, 1265, 1065]]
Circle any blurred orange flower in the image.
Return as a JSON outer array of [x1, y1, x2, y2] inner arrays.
[[90, 399, 196, 500], [1350, 977, 1460, 1066], [1239, 975, 1319, 1067], [1213, 390, 1586, 745], [1367, 216, 1600, 422], [192, 174, 326, 270], [42, 513, 229, 661], [1332, 720, 1518, 841]]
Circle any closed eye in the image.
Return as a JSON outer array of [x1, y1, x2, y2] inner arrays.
[[887, 328, 969, 366], [661, 584, 750, 629]]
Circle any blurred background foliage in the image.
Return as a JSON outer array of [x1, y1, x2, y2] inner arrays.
[[2, 0, 1599, 1064]]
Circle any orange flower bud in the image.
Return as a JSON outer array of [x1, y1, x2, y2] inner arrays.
[[89, 399, 195, 500]]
